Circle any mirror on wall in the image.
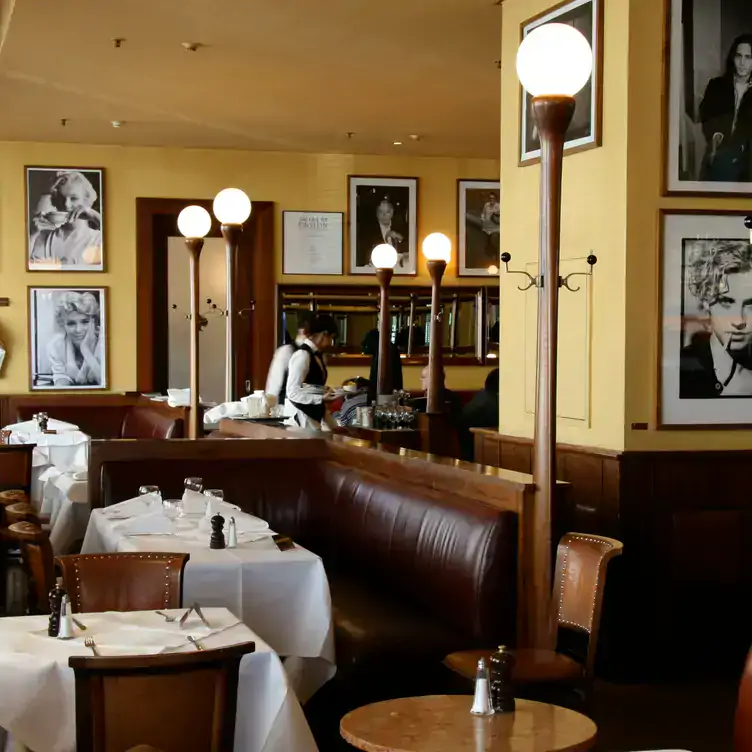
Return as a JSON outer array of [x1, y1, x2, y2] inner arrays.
[[278, 285, 499, 365]]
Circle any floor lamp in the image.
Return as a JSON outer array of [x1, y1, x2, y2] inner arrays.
[[212, 188, 252, 403], [514, 23, 593, 648], [177, 205, 212, 439], [422, 233, 452, 414], [371, 244, 398, 402]]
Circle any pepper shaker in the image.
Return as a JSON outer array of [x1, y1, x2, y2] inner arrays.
[[489, 645, 516, 713]]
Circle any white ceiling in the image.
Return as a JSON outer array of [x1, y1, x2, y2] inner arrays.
[[0, 0, 501, 158]]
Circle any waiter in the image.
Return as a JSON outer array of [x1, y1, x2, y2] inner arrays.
[[265, 311, 312, 403], [284, 313, 339, 429]]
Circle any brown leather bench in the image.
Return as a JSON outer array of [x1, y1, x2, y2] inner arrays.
[[89, 438, 530, 699]]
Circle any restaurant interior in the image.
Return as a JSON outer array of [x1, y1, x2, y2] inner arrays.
[[0, 0, 751, 750]]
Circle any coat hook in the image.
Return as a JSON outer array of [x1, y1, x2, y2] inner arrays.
[[499, 252, 540, 291], [560, 254, 597, 292]]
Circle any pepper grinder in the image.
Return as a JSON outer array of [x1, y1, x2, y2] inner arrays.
[[489, 645, 516, 713], [48, 577, 66, 637], [469, 657, 494, 716], [227, 517, 237, 548], [210, 513, 226, 549]]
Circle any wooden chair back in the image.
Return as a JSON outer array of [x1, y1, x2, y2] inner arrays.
[[5, 502, 41, 526], [554, 532, 623, 675], [0, 444, 34, 494], [69, 641, 255, 752], [4, 521, 55, 614], [55, 553, 189, 613], [736, 648, 752, 752]]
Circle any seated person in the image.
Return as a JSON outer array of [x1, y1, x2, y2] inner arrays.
[[409, 366, 463, 421], [457, 368, 499, 461], [334, 377, 371, 426]]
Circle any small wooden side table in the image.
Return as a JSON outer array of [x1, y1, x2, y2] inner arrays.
[[340, 695, 597, 752]]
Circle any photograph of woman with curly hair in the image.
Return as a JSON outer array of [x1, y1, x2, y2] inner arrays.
[[26, 167, 104, 271], [661, 212, 752, 426], [29, 287, 107, 390]]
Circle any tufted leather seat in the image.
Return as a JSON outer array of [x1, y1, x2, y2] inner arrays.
[[55, 553, 189, 613], [120, 408, 183, 440]]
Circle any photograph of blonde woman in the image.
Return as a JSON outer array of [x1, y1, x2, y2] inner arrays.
[[29, 287, 107, 390], [26, 167, 104, 271]]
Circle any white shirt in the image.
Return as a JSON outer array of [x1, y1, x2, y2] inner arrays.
[[379, 222, 394, 246], [283, 338, 330, 430], [710, 333, 752, 395], [265, 335, 306, 398]]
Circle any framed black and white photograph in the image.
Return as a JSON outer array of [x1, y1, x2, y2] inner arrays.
[[519, 0, 603, 165], [660, 210, 752, 427], [348, 176, 418, 275], [26, 166, 104, 271], [28, 287, 108, 391], [458, 180, 501, 276], [283, 211, 344, 275], [666, 0, 752, 195]]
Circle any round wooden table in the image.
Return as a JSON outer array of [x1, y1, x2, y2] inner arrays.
[[340, 695, 597, 752]]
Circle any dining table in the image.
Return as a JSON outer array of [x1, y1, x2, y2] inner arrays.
[[80, 496, 336, 703], [2, 420, 90, 553], [0, 607, 318, 752]]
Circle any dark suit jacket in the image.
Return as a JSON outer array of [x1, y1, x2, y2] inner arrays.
[[356, 219, 408, 267], [679, 332, 722, 398]]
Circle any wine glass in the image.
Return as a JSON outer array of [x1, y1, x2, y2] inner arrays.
[[203, 489, 224, 501], [139, 485, 162, 507], [162, 498, 181, 520], [184, 477, 203, 493]]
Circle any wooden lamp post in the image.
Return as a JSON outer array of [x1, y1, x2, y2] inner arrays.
[[212, 188, 252, 403], [177, 205, 212, 439], [515, 23, 594, 648], [371, 244, 399, 401], [422, 232, 452, 415]]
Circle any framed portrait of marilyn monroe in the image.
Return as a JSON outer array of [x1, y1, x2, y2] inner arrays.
[[660, 210, 752, 427], [26, 166, 105, 271], [28, 287, 108, 391]]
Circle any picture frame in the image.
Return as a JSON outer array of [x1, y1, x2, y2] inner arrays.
[[659, 210, 752, 427], [347, 176, 418, 276], [457, 180, 501, 276], [519, 0, 603, 166], [282, 211, 344, 275], [28, 286, 108, 391], [26, 166, 105, 272], [664, 0, 752, 196]]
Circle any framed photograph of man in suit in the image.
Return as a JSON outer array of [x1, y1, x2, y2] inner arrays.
[[348, 176, 418, 275]]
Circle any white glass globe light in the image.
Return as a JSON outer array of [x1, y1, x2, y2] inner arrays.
[[488, 264, 499, 276], [177, 205, 212, 238], [212, 188, 252, 225], [516, 23, 593, 97], [371, 244, 398, 269], [422, 232, 452, 263]]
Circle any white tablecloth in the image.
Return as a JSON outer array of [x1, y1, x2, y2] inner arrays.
[[81, 509, 335, 702], [0, 608, 318, 752], [3, 428, 91, 554]]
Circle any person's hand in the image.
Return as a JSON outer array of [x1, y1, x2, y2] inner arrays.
[[80, 320, 98, 359], [32, 213, 61, 232], [322, 388, 339, 403], [711, 132, 724, 155], [386, 229, 403, 244], [69, 206, 101, 229]]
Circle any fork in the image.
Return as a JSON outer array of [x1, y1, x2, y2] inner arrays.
[[187, 635, 204, 651], [155, 610, 176, 622], [84, 637, 100, 656]]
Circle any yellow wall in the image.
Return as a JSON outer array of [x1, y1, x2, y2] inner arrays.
[[0, 142, 497, 394], [624, 0, 752, 451], [498, 0, 630, 451]]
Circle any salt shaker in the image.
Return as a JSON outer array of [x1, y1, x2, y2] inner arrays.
[[469, 657, 494, 716], [227, 517, 238, 548], [48, 577, 66, 637], [57, 595, 75, 640], [490, 645, 516, 713]]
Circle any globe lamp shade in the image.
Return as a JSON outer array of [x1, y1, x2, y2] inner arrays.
[[516, 23, 593, 97], [177, 205, 212, 238], [371, 244, 398, 270], [212, 188, 252, 225], [422, 232, 452, 263]]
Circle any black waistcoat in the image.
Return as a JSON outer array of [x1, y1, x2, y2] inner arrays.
[[289, 344, 327, 422]]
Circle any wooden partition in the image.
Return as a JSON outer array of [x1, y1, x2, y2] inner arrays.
[[88, 435, 540, 649]]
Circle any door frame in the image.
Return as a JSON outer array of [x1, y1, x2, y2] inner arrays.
[[135, 197, 275, 398]]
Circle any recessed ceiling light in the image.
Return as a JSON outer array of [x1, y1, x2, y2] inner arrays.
[[409, 134, 420, 141], [111, 121, 123, 128], [112, 38, 125, 48], [393, 141, 403, 146], [181, 42, 202, 52]]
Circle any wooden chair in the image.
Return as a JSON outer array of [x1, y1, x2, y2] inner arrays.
[[4, 502, 41, 526], [3, 521, 55, 614], [69, 641, 256, 752], [0, 444, 35, 495], [443, 533, 623, 688], [55, 552, 190, 613]]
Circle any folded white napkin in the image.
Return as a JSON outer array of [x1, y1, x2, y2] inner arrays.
[[167, 388, 202, 407], [3, 418, 79, 433], [101, 494, 157, 520], [203, 402, 247, 424], [115, 512, 175, 536], [181, 489, 206, 514]]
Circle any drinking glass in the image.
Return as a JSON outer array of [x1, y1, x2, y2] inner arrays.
[[203, 489, 224, 501], [163, 498, 181, 520], [184, 477, 203, 493], [139, 485, 162, 506]]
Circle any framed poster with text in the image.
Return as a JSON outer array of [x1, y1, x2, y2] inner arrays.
[[283, 211, 344, 276]]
